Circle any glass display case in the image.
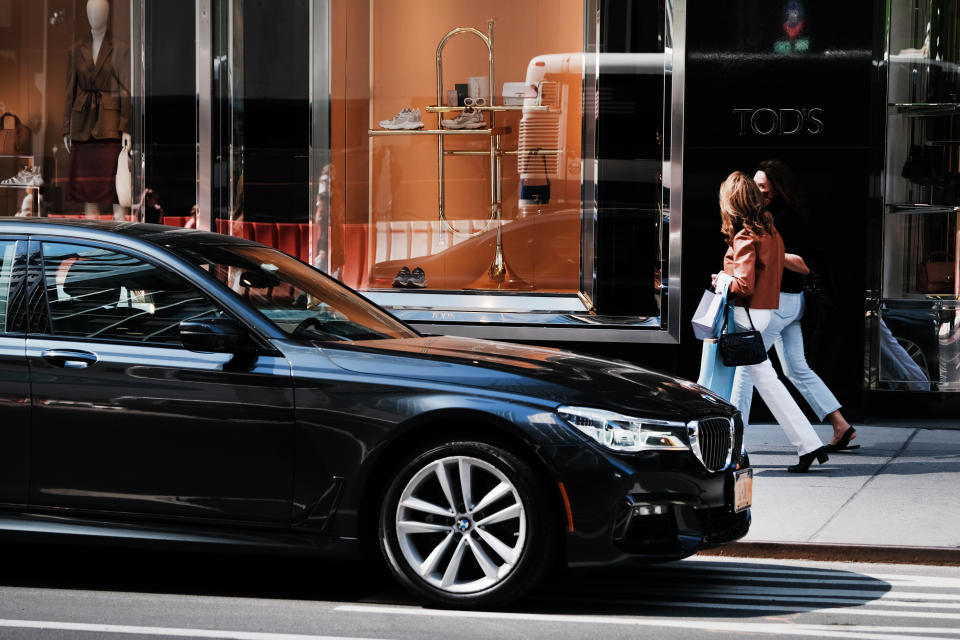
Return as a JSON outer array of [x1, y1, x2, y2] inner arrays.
[[880, 0, 960, 390]]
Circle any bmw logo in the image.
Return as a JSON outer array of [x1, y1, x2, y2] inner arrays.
[[701, 393, 719, 404], [455, 517, 471, 532]]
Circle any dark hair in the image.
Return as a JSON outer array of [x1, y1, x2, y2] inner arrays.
[[719, 171, 772, 243], [756, 159, 808, 219]]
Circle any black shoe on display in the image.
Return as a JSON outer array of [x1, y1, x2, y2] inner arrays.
[[407, 267, 427, 289], [787, 447, 829, 473], [392, 266, 412, 288]]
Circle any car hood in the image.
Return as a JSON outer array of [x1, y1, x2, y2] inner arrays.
[[320, 336, 731, 420]]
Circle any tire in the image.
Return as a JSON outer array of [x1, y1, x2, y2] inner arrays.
[[379, 440, 555, 609]]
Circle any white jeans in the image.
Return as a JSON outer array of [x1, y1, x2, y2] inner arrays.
[[732, 293, 842, 423], [729, 305, 824, 456]]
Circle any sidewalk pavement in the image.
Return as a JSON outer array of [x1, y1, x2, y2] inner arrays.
[[703, 422, 960, 564]]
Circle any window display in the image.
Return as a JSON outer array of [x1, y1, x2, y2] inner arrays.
[[308, 0, 677, 335], [0, 0, 195, 226], [880, 0, 960, 390]]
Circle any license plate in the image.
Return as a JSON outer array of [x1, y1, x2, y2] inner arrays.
[[734, 468, 753, 512]]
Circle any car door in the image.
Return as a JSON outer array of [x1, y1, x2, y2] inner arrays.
[[26, 238, 295, 524], [0, 238, 29, 507]]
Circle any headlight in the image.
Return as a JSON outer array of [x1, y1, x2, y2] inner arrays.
[[557, 406, 689, 453]]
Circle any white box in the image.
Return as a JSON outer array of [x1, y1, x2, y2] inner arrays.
[[501, 82, 539, 106]]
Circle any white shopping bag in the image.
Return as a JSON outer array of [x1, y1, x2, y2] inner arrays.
[[691, 273, 732, 340]]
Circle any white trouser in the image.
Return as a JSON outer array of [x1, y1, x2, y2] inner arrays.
[[731, 306, 823, 456], [732, 292, 842, 422]]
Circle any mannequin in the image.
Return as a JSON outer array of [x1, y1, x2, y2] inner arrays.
[[63, 0, 131, 220]]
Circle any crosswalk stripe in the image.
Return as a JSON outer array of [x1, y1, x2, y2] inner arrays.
[[535, 590, 960, 609], [562, 582, 960, 602], [671, 561, 960, 589], [562, 597, 960, 619]]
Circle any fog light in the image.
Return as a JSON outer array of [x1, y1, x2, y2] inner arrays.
[[633, 504, 668, 516]]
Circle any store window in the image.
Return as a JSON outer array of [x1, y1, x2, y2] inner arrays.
[[305, 0, 683, 341], [880, 0, 960, 390], [0, 0, 196, 224]]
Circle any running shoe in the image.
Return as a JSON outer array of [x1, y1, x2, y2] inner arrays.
[[441, 108, 485, 130], [379, 108, 424, 130]]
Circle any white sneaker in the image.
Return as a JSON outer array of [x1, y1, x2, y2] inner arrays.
[[1, 166, 42, 186], [379, 108, 423, 130], [441, 108, 486, 129]]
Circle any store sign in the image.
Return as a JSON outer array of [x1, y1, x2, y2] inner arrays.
[[733, 108, 824, 136]]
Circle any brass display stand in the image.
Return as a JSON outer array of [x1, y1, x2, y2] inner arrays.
[[369, 19, 551, 290]]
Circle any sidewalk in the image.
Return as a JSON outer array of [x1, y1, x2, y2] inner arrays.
[[706, 422, 960, 563]]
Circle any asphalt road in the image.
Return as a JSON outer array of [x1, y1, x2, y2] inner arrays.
[[0, 542, 958, 640]]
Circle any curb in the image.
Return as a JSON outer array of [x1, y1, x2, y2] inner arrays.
[[698, 541, 960, 566]]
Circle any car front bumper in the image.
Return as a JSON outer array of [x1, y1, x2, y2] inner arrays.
[[545, 444, 751, 567]]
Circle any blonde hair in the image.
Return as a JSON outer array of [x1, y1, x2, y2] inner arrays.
[[719, 171, 771, 243]]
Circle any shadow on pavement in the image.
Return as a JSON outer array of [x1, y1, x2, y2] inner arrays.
[[521, 560, 892, 617], [0, 542, 892, 618]]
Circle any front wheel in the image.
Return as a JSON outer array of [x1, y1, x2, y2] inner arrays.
[[379, 441, 555, 608]]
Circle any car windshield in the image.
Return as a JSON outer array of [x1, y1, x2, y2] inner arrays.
[[175, 244, 418, 342]]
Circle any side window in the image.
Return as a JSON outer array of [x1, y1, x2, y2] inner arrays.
[[40, 242, 224, 344], [0, 241, 18, 334]]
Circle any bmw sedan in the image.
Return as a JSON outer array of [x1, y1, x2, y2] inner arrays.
[[0, 219, 751, 608]]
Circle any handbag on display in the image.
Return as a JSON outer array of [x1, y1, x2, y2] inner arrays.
[[0, 113, 32, 156], [917, 250, 956, 294], [115, 136, 133, 208], [718, 305, 767, 367], [519, 149, 551, 205], [691, 272, 733, 340]]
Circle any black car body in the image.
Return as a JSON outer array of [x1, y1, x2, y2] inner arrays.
[[0, 219, 750, 607]]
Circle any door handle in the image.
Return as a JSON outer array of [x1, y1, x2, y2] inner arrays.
[[41, 349, 99, 369]]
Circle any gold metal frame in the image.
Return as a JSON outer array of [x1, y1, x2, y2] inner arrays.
[[368, 19, 552, 289]]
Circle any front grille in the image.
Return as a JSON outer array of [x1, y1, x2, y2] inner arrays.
[[692, 417, 735, 471]]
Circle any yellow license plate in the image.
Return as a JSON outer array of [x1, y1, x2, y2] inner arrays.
[[734, 468, 753, 512]]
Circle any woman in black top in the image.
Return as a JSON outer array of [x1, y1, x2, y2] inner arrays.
[[729, 160, 857, 453]]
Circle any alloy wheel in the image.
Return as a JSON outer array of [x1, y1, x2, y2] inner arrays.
[[394, 455, 527, 594]]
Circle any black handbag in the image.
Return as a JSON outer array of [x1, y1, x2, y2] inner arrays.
[[519, 149, 551, 205], [719, 305, 767, 366]]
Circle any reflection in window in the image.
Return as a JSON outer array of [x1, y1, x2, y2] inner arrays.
[[40, 242, 221, 343]]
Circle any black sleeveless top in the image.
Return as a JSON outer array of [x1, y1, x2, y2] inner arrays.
[[769, 200, 809, 294]]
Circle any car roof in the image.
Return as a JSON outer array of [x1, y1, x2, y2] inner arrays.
[[0, 217, 261, 250]]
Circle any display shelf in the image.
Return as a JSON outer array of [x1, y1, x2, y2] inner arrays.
[[442, 148, 561, 157], [887, 203, 960, 215], [890, 102, 960, 116], [368, 126, 512, 137], [424, 104, 548, 113]]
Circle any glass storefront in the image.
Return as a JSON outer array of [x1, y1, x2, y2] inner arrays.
[[0, 0, 682, 343], [4, 0, 958, 407], [876, 0, 960, 391]]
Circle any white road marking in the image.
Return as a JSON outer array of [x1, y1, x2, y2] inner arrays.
[[0, 619, 386, 640], [590, 598, 960, 619], [536, 590, 960, 609], [335, 605, 960, 640], [674, 561, 960, 588]]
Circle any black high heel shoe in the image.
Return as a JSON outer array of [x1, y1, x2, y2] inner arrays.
[[824, 427, 858, 453], [787, 446, 829, 473]]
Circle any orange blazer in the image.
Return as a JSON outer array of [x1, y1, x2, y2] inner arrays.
[[722, 224, 785, 310]]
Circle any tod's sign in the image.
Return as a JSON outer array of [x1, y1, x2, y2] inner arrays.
[[733, 107, 824, 136]]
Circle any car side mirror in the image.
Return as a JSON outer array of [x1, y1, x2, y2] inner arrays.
[[180, 318, 248, 353]]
